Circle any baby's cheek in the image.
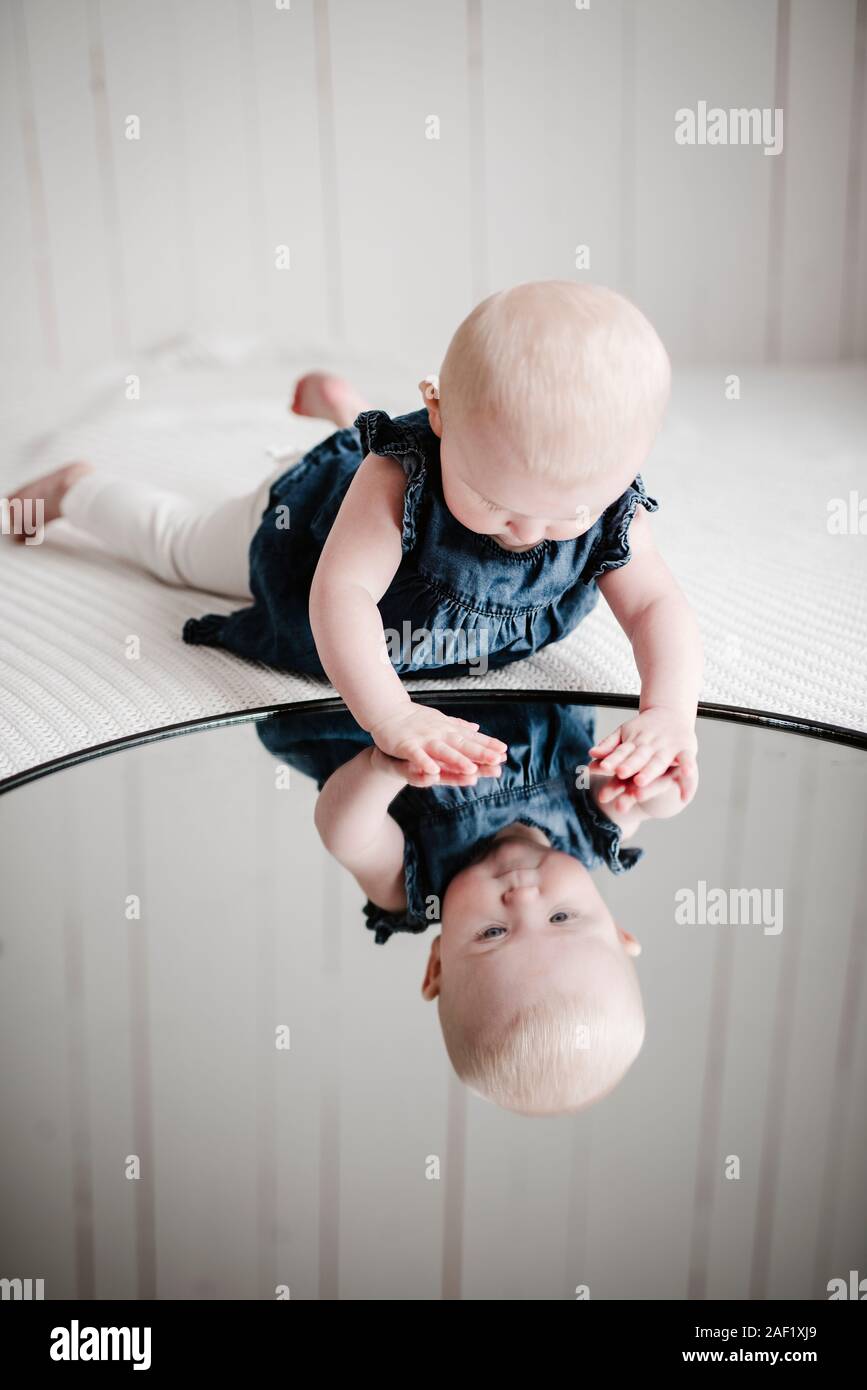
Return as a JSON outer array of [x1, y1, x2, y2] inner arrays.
[[454, 501, 495, 533], [549, 523, 589, 541], [550, 854, 594, 892], [441, 483, 473, 530], [440, 879, 478, 930]]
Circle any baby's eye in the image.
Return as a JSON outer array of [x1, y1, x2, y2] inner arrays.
[[549, 911, 578, 923], [476, 925, 507, 940], [481, 497, 501, 512]]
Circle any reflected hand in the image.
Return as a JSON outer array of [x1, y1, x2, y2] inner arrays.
[[370, 741, 503, 788], [591, 755, 699, 817], [588, 707, 698, 786], [369, 704, 508, 777]]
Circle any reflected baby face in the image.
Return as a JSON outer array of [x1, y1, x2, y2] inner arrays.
[[437, 414, 642, 552], [422, 823, 640, 1014]]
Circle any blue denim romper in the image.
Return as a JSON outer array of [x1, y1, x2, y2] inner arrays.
[[256, 701, 644, 946], [182, 408, 658, 678]]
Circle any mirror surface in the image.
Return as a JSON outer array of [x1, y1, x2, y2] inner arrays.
[[1, 699, 865, 1301]]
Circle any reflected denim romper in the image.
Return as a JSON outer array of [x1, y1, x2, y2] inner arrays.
[[256, 701, 644, 945], [182, 408, 658, 679]]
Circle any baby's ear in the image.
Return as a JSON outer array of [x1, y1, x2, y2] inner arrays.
[[618, 928, 642, 958], [420, 934, 442, 1000], [418, 375, 443, 437]]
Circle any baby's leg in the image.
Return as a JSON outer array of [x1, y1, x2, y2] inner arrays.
[[6, 459, 290, 599], [59, 463, 292, 597], [6, 370, 369, 594]]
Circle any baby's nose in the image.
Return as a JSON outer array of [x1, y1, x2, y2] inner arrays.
[[501, 880, 540, 903], [508, 519, 545, 545]]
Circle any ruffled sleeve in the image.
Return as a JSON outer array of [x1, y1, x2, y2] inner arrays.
[[583, 797, 645, 875], [583, 474, 659, 584], [354, 409, 429, 552], [362, 899, 430, 946]]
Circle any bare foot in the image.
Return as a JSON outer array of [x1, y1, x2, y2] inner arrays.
[[4, 461, 94, 544], [290, 372, 369, 429]]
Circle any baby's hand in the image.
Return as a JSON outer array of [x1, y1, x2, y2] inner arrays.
[[369, 704, 508, 777], [588, 707, 698, 786], [592, 755, 699, 817], [370, 743, 501, 788]]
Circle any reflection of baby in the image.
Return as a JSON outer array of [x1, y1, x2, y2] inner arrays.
[[260, 702, 698, 1117], [9, 280, 701, 801], [429, 824, 648, 1115]]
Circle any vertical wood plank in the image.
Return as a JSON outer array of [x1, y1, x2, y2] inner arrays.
[[632, 0, 778, 362], [240, 0, 332, 351], [97, 0, 190, 355], [577, 715, 741, 1298], [0, 778, 77, 1295], [0, 0, 55, 371], [20, 0, 116, 370], [326, 0, 473, 372], [813, 795, 867, 1294], [165, 0, 263, 340], [840, 0, 867, 356], [138, 727, 262, 1297], [702, 732, 800, 1300], [765, 0, 790, 361], [74, 756, 141, 1298], [267, 734, 329, 1302], [778, 0, 858, 360], [764, 748, 865, 1297], [335, 877, 449, 1301], [481, 0, 627, 298]]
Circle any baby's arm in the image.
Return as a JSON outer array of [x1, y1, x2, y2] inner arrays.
[[309, 452, 507, 776], [592, 505, 702, 784], [313, 745, 409, 910], [314, 743, 499, 911]]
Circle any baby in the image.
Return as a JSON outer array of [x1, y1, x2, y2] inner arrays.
[[258, 698, 699, 1117], [7, 280, 701, 788]]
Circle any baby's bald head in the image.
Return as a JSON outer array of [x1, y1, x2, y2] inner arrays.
[[421, 829, 645, 1116], [438, 281, 671, 482]]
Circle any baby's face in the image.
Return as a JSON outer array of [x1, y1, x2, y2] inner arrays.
[[438, 414, 642, 551], [423, 824, 640, 1019]]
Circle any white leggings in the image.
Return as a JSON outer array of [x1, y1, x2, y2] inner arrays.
[[60, 452, 303, 599]]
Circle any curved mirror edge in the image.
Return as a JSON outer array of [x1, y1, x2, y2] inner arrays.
[[1, 692, 865, 798]]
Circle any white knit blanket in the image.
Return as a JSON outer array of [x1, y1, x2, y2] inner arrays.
[[1, 341, 865, 786]]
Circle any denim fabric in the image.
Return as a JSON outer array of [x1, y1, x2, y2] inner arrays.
[[182, 408, 658, 679], [256, 701, 644, 946]]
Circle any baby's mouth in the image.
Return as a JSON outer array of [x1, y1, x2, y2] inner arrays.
[[494, 535, 537, 552], [495, 866, 541, 884], [490, 843, 546, 876]]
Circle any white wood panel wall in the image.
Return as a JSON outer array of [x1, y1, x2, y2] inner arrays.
[[1, 0, 865, 380]]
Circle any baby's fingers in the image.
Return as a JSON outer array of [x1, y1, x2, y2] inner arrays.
[[612, 743, 656, 780], [414, 754, 443, 777], [429, 738, 485, 774], [674, 756, 699, 802], [631, 769, 678, 803], [399, 741, 442, 776], [454, 731, 508, 764], [405, 767, 441, 786], [405, 768, 477, 787], [596, 779, 640, 813], [409, 768, 479, 787], [596, 741, 637, 776], [588, 729, 622, 758], [633, 751, 673, 786], [592, 776, 624, 806]]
